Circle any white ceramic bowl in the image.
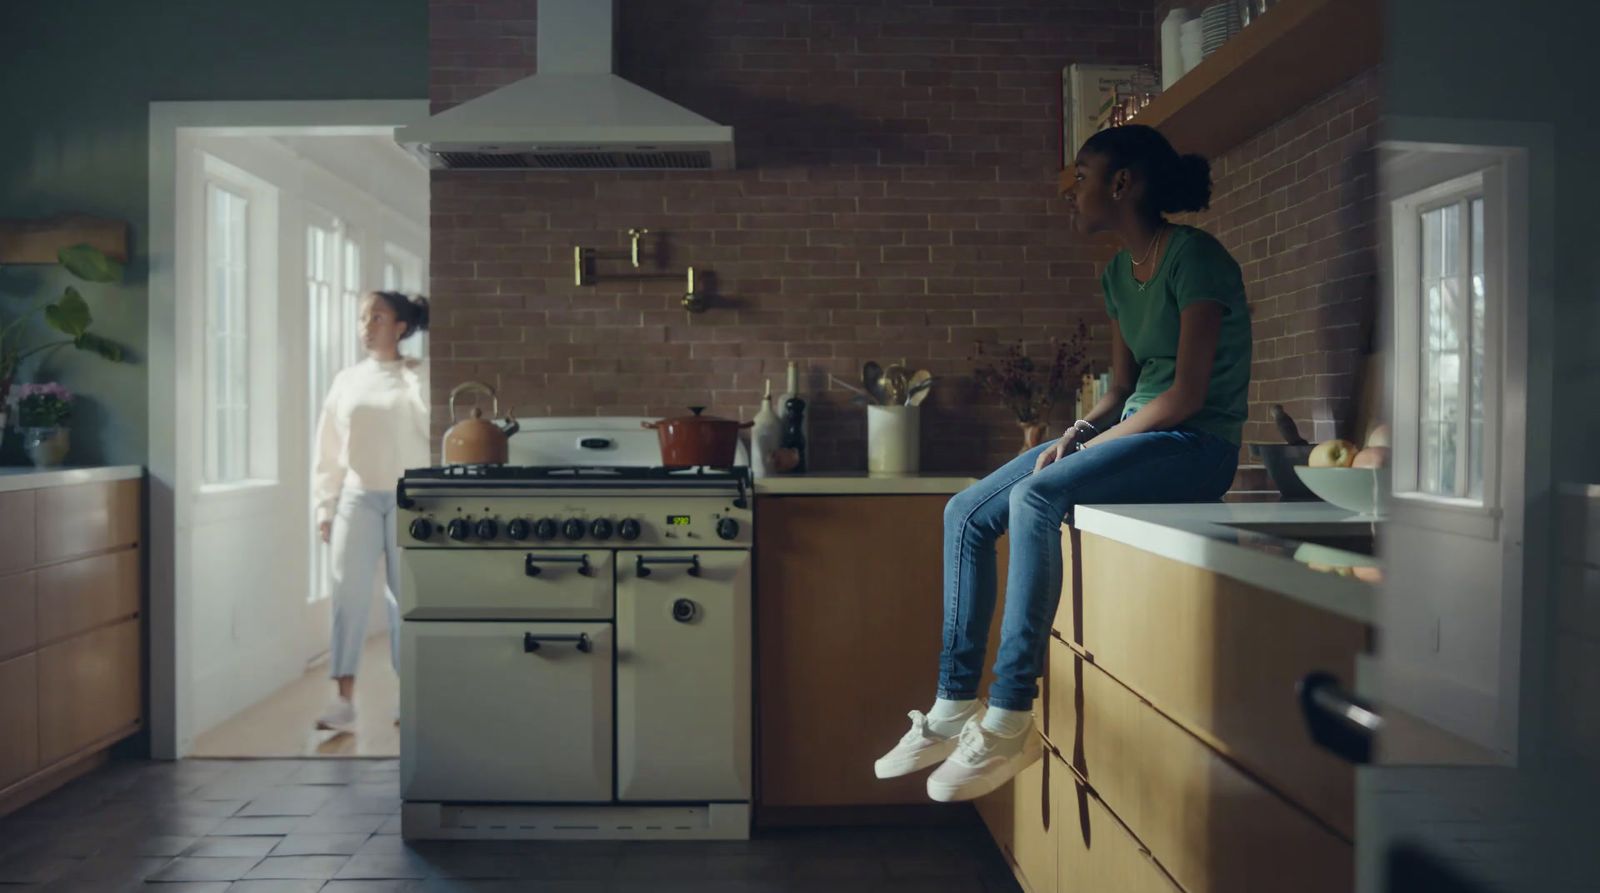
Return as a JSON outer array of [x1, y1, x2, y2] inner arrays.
[[1293, 466, 1391, 517]]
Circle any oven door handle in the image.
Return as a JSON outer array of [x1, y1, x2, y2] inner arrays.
[[524, 553, 592, 577], [523, 632, 592, 654], [635, 554, 701, 578]]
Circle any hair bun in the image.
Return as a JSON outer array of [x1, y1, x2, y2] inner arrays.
[[1163, 153, 1213, 214], [409, 295, 431, 333]]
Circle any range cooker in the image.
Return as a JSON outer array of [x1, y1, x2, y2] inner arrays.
[[396, 418, 753, 840]]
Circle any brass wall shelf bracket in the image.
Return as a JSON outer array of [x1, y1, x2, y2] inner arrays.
[[573, 229, 712, 313]]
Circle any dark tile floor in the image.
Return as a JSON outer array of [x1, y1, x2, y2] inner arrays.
[[0, 759, 1020, 892]]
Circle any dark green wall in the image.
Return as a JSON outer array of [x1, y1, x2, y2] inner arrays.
[[0, 0, 427, 465]]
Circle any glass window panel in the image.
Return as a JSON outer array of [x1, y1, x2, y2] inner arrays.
[[1423, 209, 1443, 280]]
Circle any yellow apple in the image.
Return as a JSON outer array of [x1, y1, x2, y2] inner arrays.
[[1308, 438, 1358, 468]]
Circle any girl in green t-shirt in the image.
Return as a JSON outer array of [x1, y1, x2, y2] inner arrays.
[[874, 125, 1250, 803]]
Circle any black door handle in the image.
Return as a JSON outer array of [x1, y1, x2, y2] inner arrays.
[[1299, 671, 1383, 765], [523, 632, 592, 654], [635, 554, 701, 578], [524, 553, 592, 577]]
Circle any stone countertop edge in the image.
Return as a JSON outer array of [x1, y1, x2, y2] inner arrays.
[[1071, 502, 1377, 626], [754, 473, 980, 496], [0, 465, 145, 493]]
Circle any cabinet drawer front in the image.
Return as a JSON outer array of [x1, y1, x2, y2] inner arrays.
[[1054, 757, 1180, 893], [0, 572, 37, 661], [37, 619, 141, 764], [400, 549, 614, 620], [975, 739, 1058, 893], [1078, 533, 1360, 835], [36, 480, 140, 564], [0, 491, 36, 574], [401, 621, 613, 803], [1048, 638, 1144, 833], [36, 549, 140, 644], [0, 653, 40, 790]]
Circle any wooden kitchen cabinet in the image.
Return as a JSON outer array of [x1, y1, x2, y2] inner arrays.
[[755, 494, 1015, 810], [1054, 757, 1182, 893], [0, 475, 143, 817], [974, 736, 1058, 893]]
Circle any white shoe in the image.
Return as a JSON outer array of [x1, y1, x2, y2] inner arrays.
[[925, 715, 1043, 802], [874, 710, 969, 779], [315, 698, 357, 733]]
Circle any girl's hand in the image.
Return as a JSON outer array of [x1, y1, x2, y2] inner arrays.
[[319, 521, 332, 544], [1033, 427, 1082, 473]]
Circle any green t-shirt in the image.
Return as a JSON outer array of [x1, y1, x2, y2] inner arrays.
[[1101, 225, 1251, 444]]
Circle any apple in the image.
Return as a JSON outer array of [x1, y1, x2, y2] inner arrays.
[[1308, 438, 1358, 468], [1365, 423, 1392, 449], [1352, 446, 1391, 469]]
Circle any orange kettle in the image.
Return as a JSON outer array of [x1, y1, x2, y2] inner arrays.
[[442, 381, 519, 465]]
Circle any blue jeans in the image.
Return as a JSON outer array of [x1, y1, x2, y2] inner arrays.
[[938, 428, 1239, 710], [328, 488, 402, 679]]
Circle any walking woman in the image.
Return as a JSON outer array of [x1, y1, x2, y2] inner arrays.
[[312, 291, 430, 733], [874, 125, 1252, 800]]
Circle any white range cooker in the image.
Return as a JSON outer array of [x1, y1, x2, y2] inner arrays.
[[396, 418, 753, 840]]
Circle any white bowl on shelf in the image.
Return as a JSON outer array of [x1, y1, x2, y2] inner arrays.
[[1293, 466, 1391, 518]]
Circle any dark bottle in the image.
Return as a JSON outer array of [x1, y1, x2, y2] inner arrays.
[[780, 396, 807, 474]]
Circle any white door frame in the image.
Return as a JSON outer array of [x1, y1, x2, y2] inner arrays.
[[147, 100, 428, 759]]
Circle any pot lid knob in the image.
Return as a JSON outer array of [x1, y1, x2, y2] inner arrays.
[[688, 406, 705, 415]]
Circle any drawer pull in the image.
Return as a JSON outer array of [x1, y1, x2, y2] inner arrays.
[[523, 632, 592, 654], [524, 553, 592, 577], [1298, 671, 1382, 765], [635, 554, 700, 578]]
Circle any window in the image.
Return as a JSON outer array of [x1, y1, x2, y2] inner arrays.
[[203, 184, 249, 484]]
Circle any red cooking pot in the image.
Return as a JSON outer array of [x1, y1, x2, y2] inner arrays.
[[644, 407, 753, 468]]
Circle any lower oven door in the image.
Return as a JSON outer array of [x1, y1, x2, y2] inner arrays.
[[616, 549, 752, 801], [401, 621, 613, 803]]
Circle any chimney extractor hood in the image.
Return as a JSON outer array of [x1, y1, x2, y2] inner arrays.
[[397, 0, 734, 171]]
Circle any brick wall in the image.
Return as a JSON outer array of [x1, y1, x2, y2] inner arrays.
[[426, 0, 1376, 472]]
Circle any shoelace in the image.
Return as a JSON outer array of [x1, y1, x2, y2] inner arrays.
[[954, 719, 994, 762], [901, 710, 933, 744]]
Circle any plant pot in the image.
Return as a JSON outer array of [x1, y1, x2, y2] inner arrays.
[[1019, 421, 1050, 453], [23, 427, 69, 467]]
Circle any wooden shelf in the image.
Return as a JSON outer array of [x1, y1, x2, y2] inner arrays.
[[1057, 0, 1379, 192], [0, 215, 129, 264]]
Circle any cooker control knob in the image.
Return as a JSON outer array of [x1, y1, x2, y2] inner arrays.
[[446, 519, 470, 541], [533, 518, 558, 541], [475, 519, 498, 540], [506, 518, 531, 541], [619, 518, 642, 541], [589, 518, 614, 540], [409, 518, 434, 541], [562, 518, 586, 541], [716, 518, 741, 541]]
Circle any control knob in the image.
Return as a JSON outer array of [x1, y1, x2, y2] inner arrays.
[[408, 518, 434, 540], [533, 518, 558, 541], [589, 518, 614, 540], [506, 518, 531, 541], [446, 519, 470, 541], [618, 518, 642, 541], [475, 519, 498, 540], [716, 518, 741, 541], [562, 518, 586, 541]]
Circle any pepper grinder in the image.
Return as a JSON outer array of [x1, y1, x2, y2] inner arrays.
[[780, 395, 807, 474]]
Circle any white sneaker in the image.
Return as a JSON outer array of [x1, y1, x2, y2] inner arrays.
[[925, 715, 1043, 802], [874, 710, 967, 779], [314, 698, 357, 734]]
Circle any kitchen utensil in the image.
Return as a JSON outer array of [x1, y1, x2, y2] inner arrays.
[[829, 374, 874, 401], [1293, 466, 1391, 518], [906, 376, 936, 407], [1250, 442, 1318, 500], [643, 407, 753, 468], [862, 361, 887, 404], [883, 364, 911, 405], [1270, 403, 1310, 445], [442, 381, 520, 465]]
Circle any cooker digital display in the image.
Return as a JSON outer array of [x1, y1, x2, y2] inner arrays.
[[667, 514, 692, 527]]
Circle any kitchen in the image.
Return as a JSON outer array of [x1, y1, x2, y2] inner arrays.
[[2, 0, 1599, 891]]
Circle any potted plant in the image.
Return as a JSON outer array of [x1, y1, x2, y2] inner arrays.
[[0, 243, 125, 433], [12, 382, 74, 466], [972, 320, 1090, 453]]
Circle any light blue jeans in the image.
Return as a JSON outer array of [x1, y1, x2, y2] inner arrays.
[[329, 488, 402, 679], [939, 428, 1239, 710]]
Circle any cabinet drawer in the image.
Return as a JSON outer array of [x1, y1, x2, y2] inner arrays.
[[0, 571, 37, 661], [1078, 532, 1361, 835], [400, 549, 613, 620], [1048, 638, 1144, 832], [1052, 526, 1080, 646], [35, 479, 141, 565], [0, 490, 36, 574], [0, 653, 40, 790], [1054, 755, 1180, 893], [36, 549, 140, 644], [37, 619, 141, 764], [975, 737, 1058, 893]]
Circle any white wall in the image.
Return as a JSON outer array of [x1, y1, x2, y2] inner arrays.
[[181, 132, 427, 735]]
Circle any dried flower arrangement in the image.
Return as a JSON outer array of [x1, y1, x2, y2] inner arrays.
[[971, 320, 1090, 426]]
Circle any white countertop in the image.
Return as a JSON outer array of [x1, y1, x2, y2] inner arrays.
[[0, 465, 144, 493], [1073, 501, 1379, 625], [755, 473, 979, 496]]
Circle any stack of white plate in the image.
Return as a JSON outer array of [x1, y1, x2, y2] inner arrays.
[[1201, 2, 1240, 58]]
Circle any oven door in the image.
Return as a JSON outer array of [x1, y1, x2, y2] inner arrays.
[[399, 549, 614, 620], [401, 621, 613, 803], [615, 549, 752, 801]]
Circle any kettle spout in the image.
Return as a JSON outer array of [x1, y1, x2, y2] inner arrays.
[[499, 412, 520, 438]]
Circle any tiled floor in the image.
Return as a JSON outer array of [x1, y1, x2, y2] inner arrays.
[[0, 759, 1020, 892]]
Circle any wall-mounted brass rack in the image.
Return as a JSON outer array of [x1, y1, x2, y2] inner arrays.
[[573, 228, 711, 313]]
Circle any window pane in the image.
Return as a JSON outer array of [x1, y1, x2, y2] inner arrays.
[[1418, 203, 1464, 497], [1468, 198, 1486, 499], [204, 184, 250, 484]]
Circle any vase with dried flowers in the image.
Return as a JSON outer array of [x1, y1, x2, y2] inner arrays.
[[12, 382, 74, 466], [972, 320, 1090, 454]]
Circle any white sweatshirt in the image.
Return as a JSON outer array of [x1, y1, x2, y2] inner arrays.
[[313, 357, 430, 524]]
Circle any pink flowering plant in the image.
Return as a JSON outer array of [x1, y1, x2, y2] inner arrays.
[[13, 382, 74, 429], [970, 320, 1090, 425]]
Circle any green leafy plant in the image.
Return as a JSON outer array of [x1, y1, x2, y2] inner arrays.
[[13, 382, 73, 428], [0, 244, 126, 409]]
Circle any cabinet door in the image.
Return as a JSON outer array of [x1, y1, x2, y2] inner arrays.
[[975, 739, 1057, 893], [401, 621, 612, 803], [36, 549, 140, 644], [0, 654, 39, 790], [36, 619, 141, 764], [616, 550, 751, 801], [0, 571, 37, 661], [0, 490, 35, 574], [35, 479, 140, 564]]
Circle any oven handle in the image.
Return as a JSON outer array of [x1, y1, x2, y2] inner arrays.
[[524, 553, 592, 577], [635, 554, 701, 578], [523, 632, 592, 654]]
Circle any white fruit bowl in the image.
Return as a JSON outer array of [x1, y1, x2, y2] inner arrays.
[[1293, 466, 1391, 518]]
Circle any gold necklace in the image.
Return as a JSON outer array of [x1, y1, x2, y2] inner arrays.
[[1131, 224, 1167, 292]]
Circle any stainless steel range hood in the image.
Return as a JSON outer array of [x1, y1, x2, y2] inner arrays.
[[396, 0, 734, 171]]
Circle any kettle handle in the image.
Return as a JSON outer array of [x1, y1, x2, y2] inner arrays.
[[448, 381, 498, 423]]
